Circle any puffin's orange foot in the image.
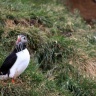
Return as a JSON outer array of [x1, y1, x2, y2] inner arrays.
[[12, 78, 15, 84]]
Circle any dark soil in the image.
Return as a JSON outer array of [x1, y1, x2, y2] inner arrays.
[[67, 0, 96, 23]]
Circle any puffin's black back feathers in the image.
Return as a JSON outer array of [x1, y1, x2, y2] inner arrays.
[[0, 52, 17, 75]]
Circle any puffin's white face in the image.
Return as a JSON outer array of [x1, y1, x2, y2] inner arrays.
[[16, 35, 27, 44]]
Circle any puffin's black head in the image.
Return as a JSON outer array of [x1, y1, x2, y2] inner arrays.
[[15, 35, 27, 52], [16, 35, 27, 45]]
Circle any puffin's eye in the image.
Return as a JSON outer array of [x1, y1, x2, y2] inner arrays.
[[23, 37, 26, 39]]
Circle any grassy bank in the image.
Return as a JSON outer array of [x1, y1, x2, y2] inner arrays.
[[0, 0, 96, 96]]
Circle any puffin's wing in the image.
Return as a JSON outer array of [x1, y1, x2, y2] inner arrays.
[[0, 52, 17, 75]]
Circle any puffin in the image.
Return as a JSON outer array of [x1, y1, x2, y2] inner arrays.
[[0, 35, 30, 83]]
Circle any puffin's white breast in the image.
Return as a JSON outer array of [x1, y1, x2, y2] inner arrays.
[[9, 48, 30, 78]]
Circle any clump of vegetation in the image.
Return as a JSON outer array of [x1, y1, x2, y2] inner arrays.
[[0, 0, 96, 96]]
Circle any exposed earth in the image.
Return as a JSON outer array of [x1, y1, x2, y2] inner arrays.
[[67, 0, 96, 23]]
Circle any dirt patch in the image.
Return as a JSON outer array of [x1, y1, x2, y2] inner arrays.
[[5, 18, 44, 28], [67, 0, 96, 23]]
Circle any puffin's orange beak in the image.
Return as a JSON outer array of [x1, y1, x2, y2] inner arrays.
[[16, 36, 21, 44]]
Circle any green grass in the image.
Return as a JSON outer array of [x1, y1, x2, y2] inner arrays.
[[0, 0, 96, 96]]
